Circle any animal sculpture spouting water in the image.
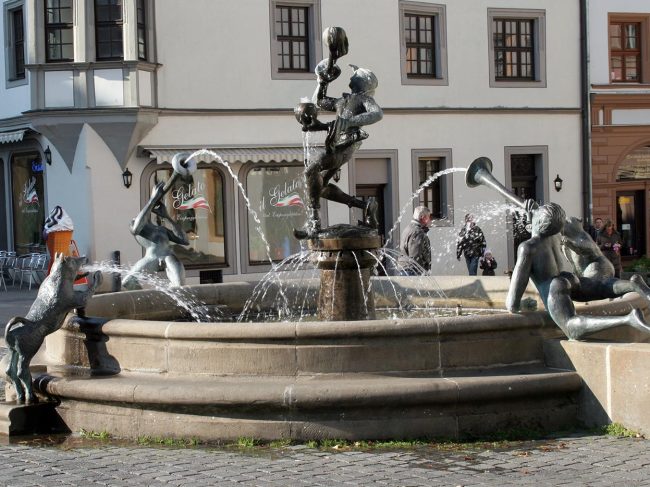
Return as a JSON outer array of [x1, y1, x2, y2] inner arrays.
[[4, 253, 102, 403]]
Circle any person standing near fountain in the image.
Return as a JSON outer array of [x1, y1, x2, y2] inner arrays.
[[596, 220, 623, 278], [507, 201, 650, 340], [294, 27, 383, 239], [397, 206, 432, 276], [479, 249, 498, 276], [456, 214, 486, 276]]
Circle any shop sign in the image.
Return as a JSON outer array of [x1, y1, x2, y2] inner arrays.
[[31, 160, 44, 173], [171, 182, 211, 220], [21, 177, 39, 213], [260, 177, 305, 218]]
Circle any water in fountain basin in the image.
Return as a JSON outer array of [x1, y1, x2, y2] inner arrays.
[[238, 250, 316, 323], [83, 261, 220, 322]]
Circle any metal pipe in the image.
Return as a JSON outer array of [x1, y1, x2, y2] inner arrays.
[[580, 0, 593, 224]]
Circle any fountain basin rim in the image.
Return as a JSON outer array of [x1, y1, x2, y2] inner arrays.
[[71, 310, 556, 341]]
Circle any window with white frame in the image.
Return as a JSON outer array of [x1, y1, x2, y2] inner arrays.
[[95, 0, 123, 60], [136, 0, 147, 61], [45, 0, 73, 62], [411, 149, 453, 225], [488, 9, 546, 88], [4, 1, 26, 84], [269, 0, 322, 80], [399, 1, 447, 86]]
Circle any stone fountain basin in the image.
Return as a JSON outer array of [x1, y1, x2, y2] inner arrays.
[[34, 277, 650, 440]]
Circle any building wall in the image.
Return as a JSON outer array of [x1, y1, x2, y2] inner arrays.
[[588, 0, 650, 258], [153, 0, 581, 110], [0, 0, 584, 279], [588, 0, 650, 85]]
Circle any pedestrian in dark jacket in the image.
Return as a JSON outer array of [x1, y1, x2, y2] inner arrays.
[[397, 206, 432, 275], [587, 217, 604, 241], [479, 249, 497, 276], [456, 214, 486, 276], [596, 220, 623, 278]]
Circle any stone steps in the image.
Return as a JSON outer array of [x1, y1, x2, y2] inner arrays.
[[34, 365, 581, 441]]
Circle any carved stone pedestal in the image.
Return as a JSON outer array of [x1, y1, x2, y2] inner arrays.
[[308, 224, 381, 321]]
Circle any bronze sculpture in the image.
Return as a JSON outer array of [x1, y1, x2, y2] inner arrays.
[[294, 27, 383, 239], [122, 153, 193, 289], [466, 157, 650, 340], [4, 254, 102, 403]]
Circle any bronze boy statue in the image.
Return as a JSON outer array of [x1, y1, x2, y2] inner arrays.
[[508, 201, 650, 340]]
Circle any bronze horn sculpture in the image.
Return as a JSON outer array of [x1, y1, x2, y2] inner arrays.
[[465, 157, 538, 211]]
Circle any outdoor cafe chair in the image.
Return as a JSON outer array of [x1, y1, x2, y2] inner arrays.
[[0, 256, 8, 291], [19, 253, 48, 290]]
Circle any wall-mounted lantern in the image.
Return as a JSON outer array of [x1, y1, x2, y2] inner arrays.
[[553, 174, 563, 192], [122, 168, 133, 188], [44, 146, 52, 165]]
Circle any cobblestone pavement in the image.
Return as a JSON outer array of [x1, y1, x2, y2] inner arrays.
[[0, 433, 646, 486]]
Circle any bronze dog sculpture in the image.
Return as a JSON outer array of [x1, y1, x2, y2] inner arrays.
[[4, 253, 102, 403]]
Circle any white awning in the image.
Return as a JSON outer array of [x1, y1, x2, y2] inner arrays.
[[0, 129, 26, 144], [141, 146, 308, 164]]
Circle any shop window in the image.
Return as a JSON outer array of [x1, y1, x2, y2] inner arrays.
[[269, 0, 321, 80], [399, 1, 448, 86], [148, 165, 227, 268], [244, 164, 307, 265], [11, 152, 46, 255], [488, 9, 546, 88]]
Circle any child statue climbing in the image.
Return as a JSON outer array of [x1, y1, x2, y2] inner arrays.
[[294, 27, 383, 239]]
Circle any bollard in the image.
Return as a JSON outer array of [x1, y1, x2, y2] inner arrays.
[[111, 250, 121, 292]]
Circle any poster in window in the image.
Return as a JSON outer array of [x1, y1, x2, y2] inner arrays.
[[246, 165, 307, 264], [11, 153, 45, 254], [149, 167, 226, 268]]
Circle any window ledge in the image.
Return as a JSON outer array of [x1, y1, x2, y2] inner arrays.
[[490, 79, 547, 88], [592, 83, 650, 89], [26, 60, 161, 72]]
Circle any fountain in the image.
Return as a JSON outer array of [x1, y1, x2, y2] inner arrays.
[[293, 26, 383, 321], [2, 27, 650, 441]]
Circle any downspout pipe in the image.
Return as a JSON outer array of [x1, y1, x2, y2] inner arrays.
[[580, 0, 593, 224]]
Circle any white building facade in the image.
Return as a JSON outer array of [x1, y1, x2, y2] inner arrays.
[[0, 0, 583, 280]]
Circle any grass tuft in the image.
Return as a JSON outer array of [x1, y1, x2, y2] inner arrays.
[[602, 423, 642, 438], [79, 429, 110, 440]]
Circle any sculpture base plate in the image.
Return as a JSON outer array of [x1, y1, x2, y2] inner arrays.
[[0, 399, 66, 436], [307, 224, 381, 252]]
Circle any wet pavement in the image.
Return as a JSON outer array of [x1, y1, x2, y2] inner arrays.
[[1, 286, 649, 486]]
